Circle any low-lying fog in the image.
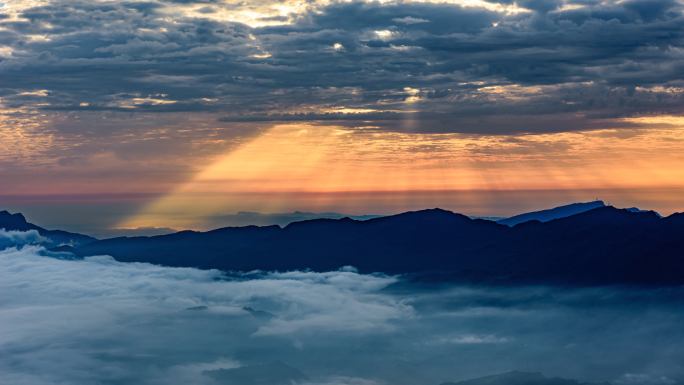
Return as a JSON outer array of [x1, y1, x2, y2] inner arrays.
[[1, 230, 683, 385]]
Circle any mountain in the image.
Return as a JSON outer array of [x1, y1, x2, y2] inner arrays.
[[497, 201, 606, 226], [625, 207, 662, 218], [88, 226, 178, 239], [440, 371, 611, 385], [0, 210, 97, 247], [188, 211, 384, 229], [65, 207, 684, 286]]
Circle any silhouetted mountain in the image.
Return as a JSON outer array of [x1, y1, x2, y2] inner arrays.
[[71, 225, 280, 267], [203, 361, 309, 385], [67, 207, 684, 286], [0, 210, 97, 247], [497, 201, 606, 226], [440, 371, 611, 385], [625, 207, 662, 218], [88, 226, 178, 240], [469, 216, 507, 221], [188, 211, 384, 229]]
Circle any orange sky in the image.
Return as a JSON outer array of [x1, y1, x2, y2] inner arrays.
[[115, 118, 684, 229], [3, 112, 684, 231]]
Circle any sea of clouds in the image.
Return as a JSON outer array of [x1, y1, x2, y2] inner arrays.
[[1, 229, 683, 385]]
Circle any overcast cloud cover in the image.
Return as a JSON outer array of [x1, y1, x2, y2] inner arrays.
[[2, 232, 684, 385], [2, 0, 684, 135]]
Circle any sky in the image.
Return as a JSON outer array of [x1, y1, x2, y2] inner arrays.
[[1, 0, 684, 232], [2, 233, 684, 384]]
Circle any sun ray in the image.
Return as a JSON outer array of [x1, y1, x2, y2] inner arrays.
[[119, 120, 684, 229]]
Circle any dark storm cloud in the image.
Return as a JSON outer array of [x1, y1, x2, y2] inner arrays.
[[1, 237, 684, 385], [1, 0, 684, 134]]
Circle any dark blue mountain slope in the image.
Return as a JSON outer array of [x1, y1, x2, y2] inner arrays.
[[497, 201, 606, 226], [0, 210, 97, 246], [64, 207, 684, 286]]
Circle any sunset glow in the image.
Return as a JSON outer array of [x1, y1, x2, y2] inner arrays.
[[118, 120, 684, 229], [2, 0, 684, 232]]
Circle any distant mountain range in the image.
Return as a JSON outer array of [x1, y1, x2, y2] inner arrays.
[[2, 204, 681, 286], [497, 201, 607, 226], [625, 207, 663, 217], [496, 201, 663, 227], [0, 210, 97, 247], [2, 201, 633, 238], [87, 226, 178, 240], [36, 205, 682, 286], [187, 211, 385, 229]]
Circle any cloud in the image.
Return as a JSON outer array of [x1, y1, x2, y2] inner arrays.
[[0, 229, 51, 248], [392, 17, 429, 24], [3, 0, 684, 205], [1, 233, 683, 384], [615, 374, 677, 385], [440, 334, 510, 344], [94, 38, 182, 55], [0, 240, 411, 384], [1, 0, 683, 138]]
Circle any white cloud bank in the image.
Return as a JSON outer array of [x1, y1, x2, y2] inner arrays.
[[0, 243, 409, 384], [0, 229, 51, 249], [1, 233, 683, 385]]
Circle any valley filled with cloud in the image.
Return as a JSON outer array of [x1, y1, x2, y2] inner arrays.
[[1, 230, 683, 385]]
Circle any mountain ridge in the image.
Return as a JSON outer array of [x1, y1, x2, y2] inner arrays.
[[59, 206, 684, 286], [0, 210, 97, 247], [497, 201, 607, 226], [187, 210, 384, 229]]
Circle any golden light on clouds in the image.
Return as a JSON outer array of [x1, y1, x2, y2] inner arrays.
[[0, 0, 528, 36], [166, 0, 528, 29]]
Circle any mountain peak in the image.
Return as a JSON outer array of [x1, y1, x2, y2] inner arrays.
[[498, 201, 606, 226], [396, 208, 467, 219], [0, 210, 27, 223], [625, 207, 663, 218], [0, 210, 97, 246], [0, 210, 33, 231]]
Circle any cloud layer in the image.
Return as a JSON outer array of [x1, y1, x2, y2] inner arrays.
[[1, 233, 683, 385], [1, 0, 683, 134]]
